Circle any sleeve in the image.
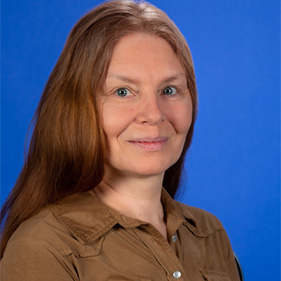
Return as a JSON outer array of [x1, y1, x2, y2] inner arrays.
[[229, 252, 242, 281], [222, 229, 241, 281], [1, 235, 79, 281]]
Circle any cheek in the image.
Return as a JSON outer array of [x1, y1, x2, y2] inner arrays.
[[101, 104, 135, 138], [167, 103, 193, 134]]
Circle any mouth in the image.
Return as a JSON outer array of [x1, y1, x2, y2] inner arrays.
[[127, 137, 168, 151]]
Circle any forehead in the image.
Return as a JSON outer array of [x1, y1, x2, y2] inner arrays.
[[106, 33, 185, 82]]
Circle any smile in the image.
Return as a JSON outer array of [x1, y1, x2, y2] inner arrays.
[[128, 138, 168, 151]]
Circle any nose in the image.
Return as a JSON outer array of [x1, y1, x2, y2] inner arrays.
[[136, 94, 164, 125]]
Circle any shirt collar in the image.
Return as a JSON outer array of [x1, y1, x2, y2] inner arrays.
[[52, 188, 198, 244]]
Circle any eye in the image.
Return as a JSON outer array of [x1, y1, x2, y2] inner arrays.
[[162, 86, 177, 96], [115, 88, 131, 97]]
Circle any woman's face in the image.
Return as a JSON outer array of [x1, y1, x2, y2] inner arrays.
[[99, 33, 193, 178]]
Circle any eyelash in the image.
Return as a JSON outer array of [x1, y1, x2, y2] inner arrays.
[[162, 86, 178, 96], [113, 86, 180, 98], [114, 88, 132, 97]]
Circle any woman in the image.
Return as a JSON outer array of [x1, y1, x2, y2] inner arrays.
[[1, 1, 240, 280]]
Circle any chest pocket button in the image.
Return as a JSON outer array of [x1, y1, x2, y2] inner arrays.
[[173, 271, 181, 279]]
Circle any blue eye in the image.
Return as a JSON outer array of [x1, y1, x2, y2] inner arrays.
[[163, 86, 177, 96], [115, 88, 130, 97]]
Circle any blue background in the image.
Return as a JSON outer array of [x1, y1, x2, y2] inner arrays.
[[1, 0, 280, 280]]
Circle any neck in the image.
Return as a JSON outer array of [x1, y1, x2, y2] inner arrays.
[[93, 168, 167, 239]]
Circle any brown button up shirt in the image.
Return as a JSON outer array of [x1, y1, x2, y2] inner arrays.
[[1, 189, 240, 281]]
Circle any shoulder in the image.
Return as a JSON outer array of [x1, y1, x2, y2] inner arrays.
[[3, 192, 97, 259], [4, 207, 74, 256], [175, 201, 225, 237], [1, 208, 80, 281], [3, 191, 111, 260]]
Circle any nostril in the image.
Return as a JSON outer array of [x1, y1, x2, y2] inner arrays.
[[137, 102, 164, 125]]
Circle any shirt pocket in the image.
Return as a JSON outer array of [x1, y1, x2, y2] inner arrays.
[[200, 269, 231, 281]]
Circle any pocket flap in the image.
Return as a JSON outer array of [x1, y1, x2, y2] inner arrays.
[[200, 269, 231, 281]]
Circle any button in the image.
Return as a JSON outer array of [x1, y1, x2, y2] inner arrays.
[[173, 271, 181, 279], [171, 234, 178, 243]]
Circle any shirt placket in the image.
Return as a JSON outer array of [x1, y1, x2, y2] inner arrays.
[[134, 224, 188, 281]]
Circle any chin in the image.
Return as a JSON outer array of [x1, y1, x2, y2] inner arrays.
[[131, 168, 167, 177], [106, 153, 180, 178], [120, 160, 176, 177]]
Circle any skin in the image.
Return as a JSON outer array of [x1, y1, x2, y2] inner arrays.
[[94, 33, 193, 239]]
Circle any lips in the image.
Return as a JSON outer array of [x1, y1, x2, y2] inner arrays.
[[128, 137, 168, 151]]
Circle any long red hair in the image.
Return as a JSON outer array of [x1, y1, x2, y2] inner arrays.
[[0, 0, 198, 257]]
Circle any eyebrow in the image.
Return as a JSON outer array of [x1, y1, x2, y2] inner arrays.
[[106, 73, 186, 85], [106, 74, 138, 84]]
